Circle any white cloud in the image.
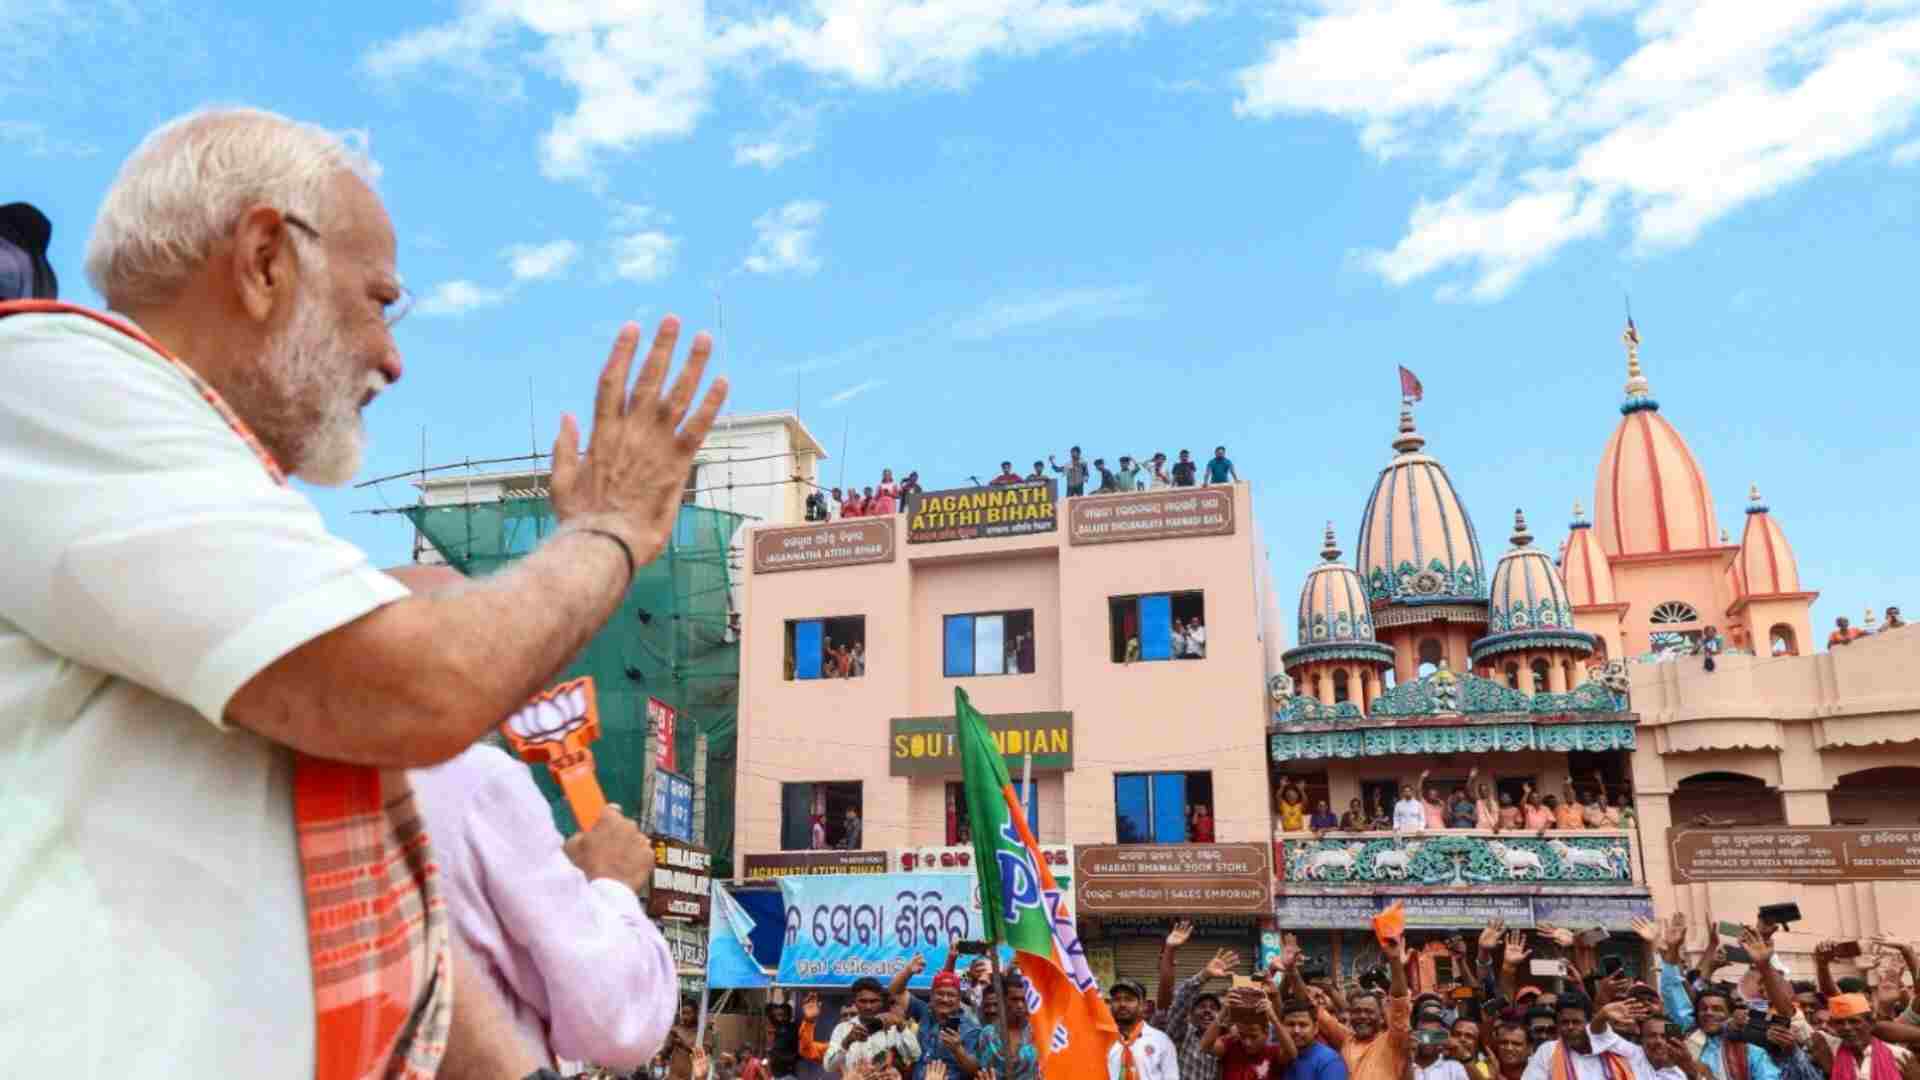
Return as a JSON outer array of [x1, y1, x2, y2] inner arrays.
[[1236, 0, 1920, 299], [733, 104, 820, 169], [505, 239, 580, 282], [743, 200, 826, 275], [365, 0, 1205, 181], [1897, 137, 1920, 164], [417, 279, 510, 317], [950, 284, 1155, 340], [824, 378, 887, 406], [609, 203, 679, 282], [613, 231, 678, 282]]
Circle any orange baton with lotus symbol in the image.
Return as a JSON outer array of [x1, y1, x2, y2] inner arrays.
[[500, 675, 608, 830]]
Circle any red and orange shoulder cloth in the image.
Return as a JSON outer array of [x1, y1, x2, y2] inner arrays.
[[0, 301, 452, 1079]]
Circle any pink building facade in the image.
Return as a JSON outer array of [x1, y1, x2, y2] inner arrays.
[[736, 481, 1277, 858], [735, 482, 1288, 984]]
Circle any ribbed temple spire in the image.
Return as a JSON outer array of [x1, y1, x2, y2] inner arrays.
[[1621, 318, 1657, 414], [1320, 521, 1342, 562], [1392, 402, 1426, 454]]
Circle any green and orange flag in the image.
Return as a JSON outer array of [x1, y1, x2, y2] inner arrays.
[[957, 687, 1118, 1076]]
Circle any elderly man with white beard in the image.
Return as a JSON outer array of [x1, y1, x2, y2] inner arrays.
[[0, 106, 727, 1078]]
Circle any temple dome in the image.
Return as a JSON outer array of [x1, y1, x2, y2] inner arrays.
[[1472, 510, 1595, 665], [1733, 484, 1802, 597], [1355, 403, 1487, 607], [1284, 524, 1395, 669], [1560, 499, 1617, 607], [1593, 322, 1718, 557]]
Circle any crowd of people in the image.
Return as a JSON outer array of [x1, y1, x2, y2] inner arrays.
[[1273, 770, 1637, 835], [800, 446, 1243, 521], [625, 906, 1920, 1080]]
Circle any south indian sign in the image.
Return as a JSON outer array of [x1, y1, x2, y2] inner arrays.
[[889, 711, 1073, 776]]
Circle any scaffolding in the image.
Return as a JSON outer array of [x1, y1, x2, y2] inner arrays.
[[393, 487, 747, 875]]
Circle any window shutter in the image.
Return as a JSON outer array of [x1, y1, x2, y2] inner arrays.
[[795, 620, 824, 679]]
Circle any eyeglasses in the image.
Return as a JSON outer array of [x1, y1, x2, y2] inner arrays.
[[282, 211, 414, 328]]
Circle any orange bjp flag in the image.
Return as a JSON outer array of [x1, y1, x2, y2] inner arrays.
[[1373, 901, 1406, 948]]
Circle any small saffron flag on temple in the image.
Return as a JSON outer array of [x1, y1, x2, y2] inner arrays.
[[1625, 316, 1640, 346], [1398, 365, 1424, 403], [957, 687, 1118, 1078]]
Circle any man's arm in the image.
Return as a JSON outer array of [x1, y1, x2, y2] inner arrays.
[[437, 939, 544, 1079], [227, 320, 726, 767], [1741, 929, 1797, 1021], [1201, 1013, 1230, 1057], [891, 953, 928, 1009], [455, 751, 676, 1069], [1814, 941, 1841, 999], [1384, 936, 1414, 1054], [1158, 920, 1192, 1015]]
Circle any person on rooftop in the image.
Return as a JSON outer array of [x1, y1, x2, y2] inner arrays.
[[991, 460, 1022, 485]]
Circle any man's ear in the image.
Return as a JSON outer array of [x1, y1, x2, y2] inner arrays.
[[230, 206, 297, 323]]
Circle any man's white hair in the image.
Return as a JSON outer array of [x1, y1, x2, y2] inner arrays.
[[84, 106, 380, 308]]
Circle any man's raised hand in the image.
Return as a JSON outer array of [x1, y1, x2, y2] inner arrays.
[[1205, 948, 1241, 980], [550, 317, 729, 570], [1167, 920, 1195, 948]]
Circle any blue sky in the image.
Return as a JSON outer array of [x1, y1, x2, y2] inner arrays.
[[9, 0, 1919, 637]]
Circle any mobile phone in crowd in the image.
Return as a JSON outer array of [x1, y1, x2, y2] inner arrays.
[[1833, 941, 1864, 960], [1717, 921, 1747, 938], [1602, 956, 1625, 977], [1530, 958, 1568, 978], [1416, 1030, 1451, 1048]]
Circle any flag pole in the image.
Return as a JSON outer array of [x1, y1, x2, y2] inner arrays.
[[986, 943, 1015, 1079]]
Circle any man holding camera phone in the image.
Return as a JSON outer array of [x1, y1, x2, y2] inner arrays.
[[1651, 916, 1788, 1080], [824, 977, 920, 1075], [1292, 934, 1412, 1080]]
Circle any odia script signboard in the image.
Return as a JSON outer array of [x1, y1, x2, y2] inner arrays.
[[740, 850, 891, 879], [1068, 487, 1236, 546], [905, 480, 1057, 544], [1668, 827, 1920, 883], [751, 518, 895, 574], [1076, 843, 1271, 914]]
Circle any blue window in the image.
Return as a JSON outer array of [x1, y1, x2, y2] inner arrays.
[[1109, 591, 1206, 663], [786, 616, 866, 680], [1113, 771, 1214, 843], [943, 610, 1036, 677]]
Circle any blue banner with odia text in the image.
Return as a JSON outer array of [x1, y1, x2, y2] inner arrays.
[[776, 872, 984, 988]]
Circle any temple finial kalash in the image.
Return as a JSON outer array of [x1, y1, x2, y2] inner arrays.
[[1320, 519, 1341, 562], [1622, 313, 1653, 404]]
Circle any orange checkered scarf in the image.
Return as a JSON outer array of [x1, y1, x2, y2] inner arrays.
[[0, 300, 452, 1079]]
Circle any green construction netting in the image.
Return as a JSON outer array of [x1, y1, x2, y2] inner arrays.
[[403, 496, 744, 876]]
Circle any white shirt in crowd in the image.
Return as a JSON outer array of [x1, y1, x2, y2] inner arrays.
[[824, 1017, 921, 1073], [1522, 1030, 1657, 1080], [1394, 797, 1429, 832], [0, 311, 412, 1074], [1415, 1057, 1471, 1080], [1109, 1023, 1180, 1080]]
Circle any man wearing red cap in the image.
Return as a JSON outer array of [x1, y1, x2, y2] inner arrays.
[[898, 963, 983, 1080]]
